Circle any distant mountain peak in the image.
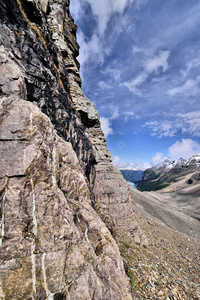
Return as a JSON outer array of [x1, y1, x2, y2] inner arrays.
[[137, 153, 200, 191], [153, 158, 177, 170]]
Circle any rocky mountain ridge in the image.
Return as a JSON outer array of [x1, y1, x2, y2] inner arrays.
[[152, 154, 200, 170], [137, 154, 200, 191], [0, 0, 147, 299]]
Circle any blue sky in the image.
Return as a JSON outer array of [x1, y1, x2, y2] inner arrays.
[[70, 0, 200, 170]]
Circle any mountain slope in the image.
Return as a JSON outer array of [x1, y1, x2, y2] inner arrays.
[[137, 154, 200, 223], [120, 169, 143, 183], [130, 188, 200, 239], [123, 189, 200, 299], [126, 186, 200, 298], [137, 155, 200, 191]]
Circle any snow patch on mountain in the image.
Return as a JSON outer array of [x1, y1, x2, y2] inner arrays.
[[153, 154, 200, 170]]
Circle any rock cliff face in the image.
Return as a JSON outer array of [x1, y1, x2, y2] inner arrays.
[[0, 0, 146, 298]]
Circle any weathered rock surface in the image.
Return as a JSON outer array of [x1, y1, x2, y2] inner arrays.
[[0, 0, 146, 298], [0, 97, 132, 299]]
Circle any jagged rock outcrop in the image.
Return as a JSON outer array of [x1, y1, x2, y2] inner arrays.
[[0, 0, 147, 298]]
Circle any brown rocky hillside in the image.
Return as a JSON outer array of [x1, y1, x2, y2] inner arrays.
[[119, 187, 200, 299]]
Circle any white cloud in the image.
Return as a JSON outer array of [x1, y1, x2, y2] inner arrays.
[[151, 76, 168, 83], [118, 13, 135, 33], [112, 139, 200, 170], [134, 0, 149, 9], [150, 152, 165, 166], [110, 106, 119, 120], [71, 0, 136, 69], [132, 46, 144, 54], [112, 155, 122, 166], [86, 0, 134, 35], [168, 139, 200, 160], [122, 72, 147, 95], [100, 117, 113, 137], [122, 111, 136, 122], [122, 50, 170, 95], [99, 106, 120, 137], [145, 50, 170, 73], [168, 76, 200, 97], [98, 81, 112, 90], [144, 110, 200, 138], [181, 57, 200, 79], [77, 31, 102, 66], [101, 67, 121, 81], [100, 103, 119, 118], [178, 111, 200, 136], [70, 0, 82, 20], [144, 120, 177, 137], [112, 155, 150, 170]]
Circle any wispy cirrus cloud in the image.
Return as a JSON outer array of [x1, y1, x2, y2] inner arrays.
[[110, 106, 119, 120], [70, 0, 138, 86], [122, 73, 146, 96], [132, 46, 144, 54], [178, 111, 200, 135], [98, 81, 112, 90], [122, 50, 170, 95], [122, 111, 136, 122], [101, 66, 121, 81], [144, 110, 200, 138], [144, 120, 177, 137], [168, 76, 200, 97], [134, 0, 149, 9], [181, 57, 200, 79]]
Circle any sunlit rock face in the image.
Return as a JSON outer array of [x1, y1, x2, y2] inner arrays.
[[0, 0, 146, 298]]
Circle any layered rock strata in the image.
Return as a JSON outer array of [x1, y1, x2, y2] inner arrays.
[[0, 0, 146, 298], [46, 0, 144, 237]]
